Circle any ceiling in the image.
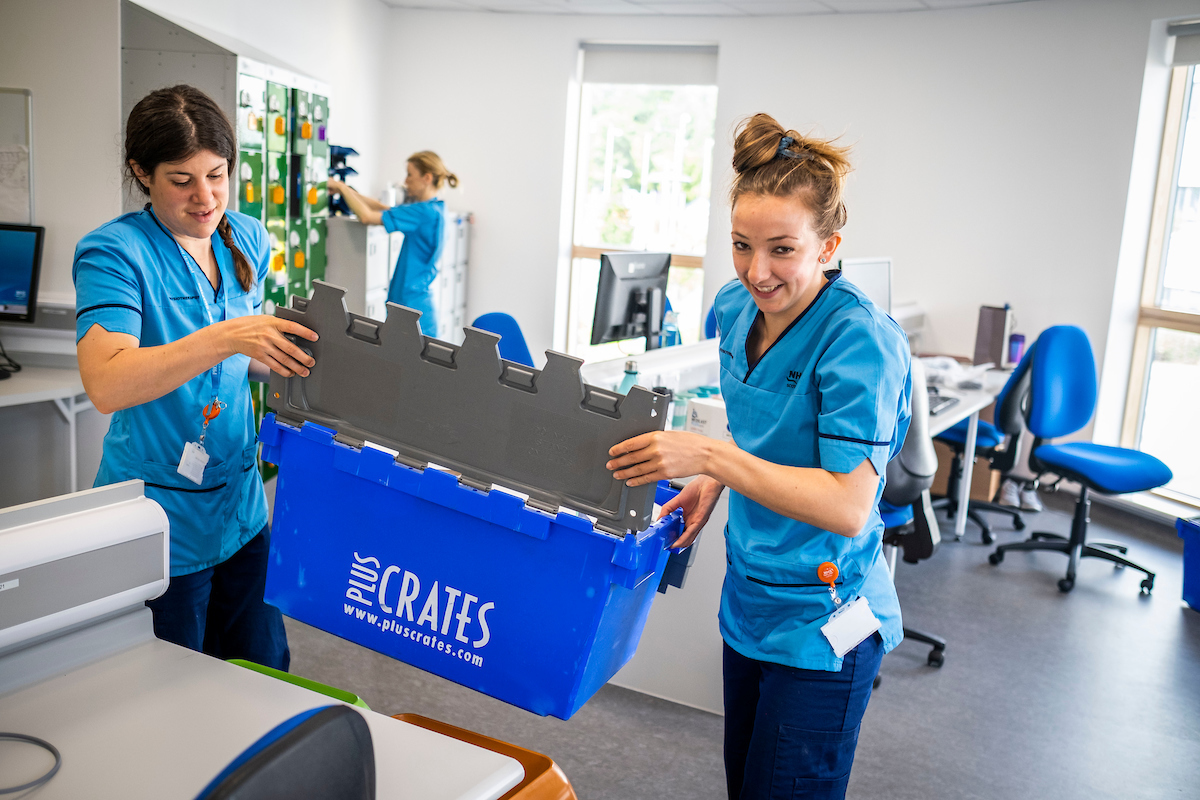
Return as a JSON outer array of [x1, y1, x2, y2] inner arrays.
[[379, 0, 1037, 18]]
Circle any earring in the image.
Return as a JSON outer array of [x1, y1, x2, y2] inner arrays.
[[819, 257, 827, 263]]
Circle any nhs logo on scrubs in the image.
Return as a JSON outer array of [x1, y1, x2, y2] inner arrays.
[[343, 552, 494, 668], [787, 370, 802, 388]]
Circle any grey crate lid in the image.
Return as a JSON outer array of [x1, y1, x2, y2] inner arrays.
[[267, 281, 668, 533]]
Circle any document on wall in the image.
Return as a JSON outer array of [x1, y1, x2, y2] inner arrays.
[[0, 144, 31, 225]]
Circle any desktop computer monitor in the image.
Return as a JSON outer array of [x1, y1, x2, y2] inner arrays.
[[0, 223, 45, 324], [590, 252, 672, 351], [837, 257, 891, 314]]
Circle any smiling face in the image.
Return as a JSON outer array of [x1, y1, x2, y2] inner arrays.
[[132, 149, 229, 242], [731, 193, 841, 329]]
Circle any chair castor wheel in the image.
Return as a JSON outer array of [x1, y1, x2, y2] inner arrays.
[[1014, 518, 1026, 531], [873, 674, 882, 690], [1140, 577, 1154, 595], [1058, 578, 1074, 593], [988, 551, 1004, 565], [928, 650, 945, 668], [982, 530, 994, 545]]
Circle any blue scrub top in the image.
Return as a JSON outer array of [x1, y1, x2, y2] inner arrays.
[[714, 272, 912, 672], [381, 198, 444, 336], [73, 208, 270, 577]]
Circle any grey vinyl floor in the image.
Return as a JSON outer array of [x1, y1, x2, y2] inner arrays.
[[283, 493, 1200, 799]]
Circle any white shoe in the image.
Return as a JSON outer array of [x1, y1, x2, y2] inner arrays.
[[1019, 486, 1044, 512], [998, 479, 1021, 508]]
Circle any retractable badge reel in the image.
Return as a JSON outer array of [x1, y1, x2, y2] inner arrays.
[[178, 400, 226, 485], [817, 561, 882, 658]]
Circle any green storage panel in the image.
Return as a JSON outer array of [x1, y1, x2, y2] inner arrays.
[[291, 89, 313, 156], [237, 75, 266, 150], [236, 149, 263, 221], [266, 81, 290, 153], [265, 152, 289, 222], [266, 218, 288, 305], [287, 217, 309, 298], [307, 218, 326, 283], [310, 94, 329, 158]]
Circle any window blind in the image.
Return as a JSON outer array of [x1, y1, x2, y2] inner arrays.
[[581, 42, 718, 86]]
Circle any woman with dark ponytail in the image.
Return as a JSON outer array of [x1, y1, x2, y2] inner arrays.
[[328, 150, 457, 336], [607, 114, 911, 799], [73, 85, 318, 670]]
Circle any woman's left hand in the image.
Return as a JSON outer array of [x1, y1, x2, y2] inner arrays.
[[606, 431, 716, 487]]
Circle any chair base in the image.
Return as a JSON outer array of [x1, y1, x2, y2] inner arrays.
[[930, 496, 1025, 545], [987, 487, 1155, 594], [903, 626, 945, 667]]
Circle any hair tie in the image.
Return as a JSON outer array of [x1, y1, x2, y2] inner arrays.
[[776, 135, 809, 161]]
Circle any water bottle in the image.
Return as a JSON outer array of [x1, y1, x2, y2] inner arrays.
[[617, 361, 640, 395], [660, 311, 682, 348]]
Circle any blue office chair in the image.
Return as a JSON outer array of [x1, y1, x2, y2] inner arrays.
[[704, 304, 718, 340], [987, 326, 1173, 594], [931, 350, 1034, 543], [879, 359, 946, 668], [471, 312, 534, 368]]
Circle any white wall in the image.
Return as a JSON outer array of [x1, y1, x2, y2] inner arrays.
[[381, 0, 1200, 442]]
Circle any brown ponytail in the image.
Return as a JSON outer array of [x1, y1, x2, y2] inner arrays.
[[408, 150, 458, 191], [125, 85, 254, 291], [216, 214, 255, 292], [730, 113, 853, 239]]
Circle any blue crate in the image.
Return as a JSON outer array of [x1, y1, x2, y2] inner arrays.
[[260, 413, 684, 719], [1177, 517, 1200, 612]]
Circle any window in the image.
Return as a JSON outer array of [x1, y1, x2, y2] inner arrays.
[[1123, 65, 1200, 505], [563, 44, 718, 362]]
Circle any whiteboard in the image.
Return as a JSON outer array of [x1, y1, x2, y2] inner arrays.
[[0, 88, 33, 225]]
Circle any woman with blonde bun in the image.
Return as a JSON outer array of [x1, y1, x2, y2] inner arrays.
[[607, 113, 911, 799], [328, 150, 458, 335]]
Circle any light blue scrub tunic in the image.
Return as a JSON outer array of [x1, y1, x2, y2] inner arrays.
[[381, 198, 445, 336], [714, 272, 912, 672], [73, 208, 270, 577]]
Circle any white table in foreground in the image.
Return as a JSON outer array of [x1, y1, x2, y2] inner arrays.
[[0, 609, 523, 799], [0, 364, 92, 493]]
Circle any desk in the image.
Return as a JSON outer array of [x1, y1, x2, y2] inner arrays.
[[0, 608, 524, 799], [0, 365, 93, 493], [926, 387, 997, 540]]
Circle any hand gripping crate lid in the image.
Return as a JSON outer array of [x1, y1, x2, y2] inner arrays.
[[261, 414, 684, 720]]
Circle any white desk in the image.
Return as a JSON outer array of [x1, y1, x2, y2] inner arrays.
[[0, 608, 524, 799], [925, 387, 997, 541], [0, 365, 93, 493]]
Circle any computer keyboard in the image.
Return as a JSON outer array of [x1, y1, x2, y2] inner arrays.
[[928, 393, 960, 416]]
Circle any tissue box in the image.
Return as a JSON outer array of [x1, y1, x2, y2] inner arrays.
[[686, 396, 732, 443]]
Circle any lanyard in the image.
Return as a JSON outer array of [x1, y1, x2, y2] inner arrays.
[[145, 206, 230, 407]]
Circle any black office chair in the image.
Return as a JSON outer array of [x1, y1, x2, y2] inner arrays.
[[931, 361, 1034, 544], [878, 359, 946, 669], [987, 326, 1173, 593]]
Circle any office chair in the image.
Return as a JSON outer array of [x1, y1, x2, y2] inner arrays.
[[704, 304, 718, 339], [931, 352, 1034, 544], [987, 326, 1173, 593], [878, 359, 946, 669], [471, 312, 535, 368]]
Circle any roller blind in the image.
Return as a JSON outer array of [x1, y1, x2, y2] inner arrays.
[[1169, 20, 1200, 66], [581, 42, 718, 86]]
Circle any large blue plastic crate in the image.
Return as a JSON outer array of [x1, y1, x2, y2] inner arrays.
[[1177, 517, 1200, 612], [260, 413, 683, 719]]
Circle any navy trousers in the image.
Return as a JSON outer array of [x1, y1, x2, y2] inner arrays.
[[723, 634, 884, 800], [146, 526, 290, 671]]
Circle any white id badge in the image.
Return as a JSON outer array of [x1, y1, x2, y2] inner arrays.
[[820, 597, 882, 658], [177, 441, 209, 485]]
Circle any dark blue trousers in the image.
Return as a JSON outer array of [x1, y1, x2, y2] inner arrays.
[[723, 634, 884, 800], [146, 526, 290, 671]]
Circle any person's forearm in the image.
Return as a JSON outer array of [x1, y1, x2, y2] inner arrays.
[[83, 326, 232, 414], [340, 187, 384, 225], [701, 441, 874, 537]]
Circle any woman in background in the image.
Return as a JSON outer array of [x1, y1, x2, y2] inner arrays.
[[328, 151, 457, 336], [74, 85, 317, 669], [606, 113, 911, 800]]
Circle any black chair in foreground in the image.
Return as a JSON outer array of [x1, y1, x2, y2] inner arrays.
[[987, 326, 1173, 593], [878, 359, 946, 669]]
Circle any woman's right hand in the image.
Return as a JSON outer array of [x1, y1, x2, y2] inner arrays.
[[219, 316, 318, 377], [659, 475, 725, 549]]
